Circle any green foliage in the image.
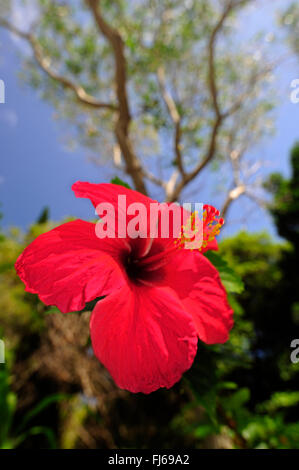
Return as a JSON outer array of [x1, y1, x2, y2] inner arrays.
[[279, 2, 299, 58], [266, 143, 299, 244], [204, 251, 244, 294], [0, 361, 66, 449], [0, 0, 298, 450], [219, 231, 284, 289], [3, 0, 276, 183], [179, 146, 299, 448], [110, 176, 132, 189], [0, 364, 17, 448], [36, 207, 50, 225], [0, 203, 298, 448]]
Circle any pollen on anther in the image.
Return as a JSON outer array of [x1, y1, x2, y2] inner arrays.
[[174, 207, 224, 252]]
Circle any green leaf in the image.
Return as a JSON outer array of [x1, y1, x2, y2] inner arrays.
[[13, 426, 57, 449], [36, 207, 50, 224], [79, 297, 105, 312], [257, 391, 299, 413], [110, 177, 131, 189], [17, 393, 69, 432], [194, 424, 215, 439], [222, 387, 250, 411], [44, 306, 62, 315], [0, 367, 17, 446], [216, 381, 238, 391], [204, 251, 244, 294], [45, 296, 105, 316], [0, 262, 14, 273]]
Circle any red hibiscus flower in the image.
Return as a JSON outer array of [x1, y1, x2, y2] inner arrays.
[[15, 182, 233, 394]]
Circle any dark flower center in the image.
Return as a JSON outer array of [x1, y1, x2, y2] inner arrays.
[[125, 256, 144, 280], [124, 248, 167, 285]]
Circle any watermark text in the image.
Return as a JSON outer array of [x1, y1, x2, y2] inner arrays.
[[290, 79, 299, 104], [0, 79, 5, 104]]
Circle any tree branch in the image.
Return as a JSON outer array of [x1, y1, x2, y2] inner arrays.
[[207, 1, 234, 120], [221, 185, 246, 218], [86, 0, 148, 195], [207, 0, 252, 119], [168, 116, 222, 201], [220, 133, 266, 219], [0, 17, 117, 111], [223, 63, 276, 119], [157, 66, 186, 180], [141, 168, 167, 189], [244, 189, 268, 208], [166, 0, 253, 202]]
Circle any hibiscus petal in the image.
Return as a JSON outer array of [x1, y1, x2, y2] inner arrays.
[[90, 284, 198, 393], [72, 182, 159, 256], [162, 250, 233, 344], [72, 181, 155, 212], [204, 237, 218, 253], [15, 220, 126, 313]]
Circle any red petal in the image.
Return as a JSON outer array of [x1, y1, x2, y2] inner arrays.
[[90, 284, 198, 393], [72, 182, 158, 256], [203, 237, 218, 253], [162, 251, 233, 344], [15, 220, 126, 313], [72, 181, 155, 211]]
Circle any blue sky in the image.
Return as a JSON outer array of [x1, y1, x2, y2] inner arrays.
[[0, 0, 298, 240]]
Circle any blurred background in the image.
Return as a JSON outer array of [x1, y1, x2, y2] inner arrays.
[[0, 0, 299, 449]]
